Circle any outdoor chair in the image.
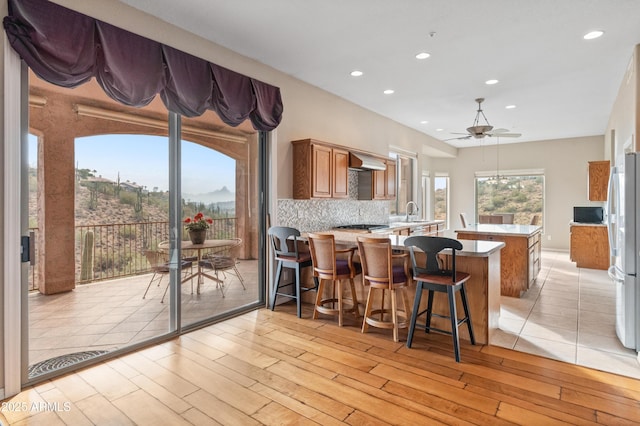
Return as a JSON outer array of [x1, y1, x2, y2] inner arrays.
[[142, 249, 193, 303], [198, 238, 246, 297]]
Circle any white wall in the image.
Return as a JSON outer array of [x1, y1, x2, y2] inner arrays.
[[606, 45, 638, 162], [431, 135, 605, 250]]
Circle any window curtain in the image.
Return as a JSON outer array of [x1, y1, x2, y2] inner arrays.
[[3, 0, 283, 131]]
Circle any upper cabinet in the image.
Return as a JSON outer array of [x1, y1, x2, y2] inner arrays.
[[385, 159, 396, 199], [588, 160, 610, 201], [292, 139, 349, 199], [359, 159, 396, 200]]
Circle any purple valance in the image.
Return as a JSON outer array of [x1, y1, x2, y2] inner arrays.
[[3, 0, 283, 130]]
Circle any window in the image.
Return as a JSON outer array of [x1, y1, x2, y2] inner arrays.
[[475, 170, 544, 225], [434, 175, 449, 227], [390, 151, 416, 215]]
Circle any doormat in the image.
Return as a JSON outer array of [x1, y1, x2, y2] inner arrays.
[[28, 350, 110, 378]]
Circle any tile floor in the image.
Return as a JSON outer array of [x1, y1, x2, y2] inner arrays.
[[28, 260, 259, 368], [492, 249, 640, 379]]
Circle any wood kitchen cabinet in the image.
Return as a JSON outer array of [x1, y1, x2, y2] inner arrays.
[[457, 226, 542, 297], [588, 160, 610, 201], [570, 224, 609, 270], [292, 139, 349, 199], [528, 232, 541, 284], [361, 159, 397, 200]]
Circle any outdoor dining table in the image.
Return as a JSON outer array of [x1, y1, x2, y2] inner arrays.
[[158, 239, 236, 291]]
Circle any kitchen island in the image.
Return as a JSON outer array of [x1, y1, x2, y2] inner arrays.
[[303, 230, 504, 345], [455, 224, 542, 298]]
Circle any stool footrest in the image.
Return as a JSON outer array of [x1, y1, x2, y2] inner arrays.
[[364, 314, 409, 330], [316, 298, 359, 315]]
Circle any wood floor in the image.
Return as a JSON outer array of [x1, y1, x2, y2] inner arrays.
[[2, 303, 640, 425]]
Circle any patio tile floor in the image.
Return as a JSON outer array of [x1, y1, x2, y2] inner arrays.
[[28, 261, 259, 368]]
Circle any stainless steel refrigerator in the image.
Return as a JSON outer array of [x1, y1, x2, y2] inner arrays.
[[607, 152, 639, 351]]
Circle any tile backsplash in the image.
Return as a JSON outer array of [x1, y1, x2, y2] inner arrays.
[[276, 198, 391, 232], [276, 169, 392, 232]]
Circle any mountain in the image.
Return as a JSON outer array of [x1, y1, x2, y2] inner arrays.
[[183, 186, 235, 204]]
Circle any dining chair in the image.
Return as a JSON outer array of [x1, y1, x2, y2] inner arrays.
[[308, 233, 360, 326], [198, 238, 246, 297], [403, 236, 475, 362], [357, 236, 411, 342], [142, 249, 193, 303], [268, 226, 318, 318], [459, 213, 468, 228], [530, 214, 540, 226]]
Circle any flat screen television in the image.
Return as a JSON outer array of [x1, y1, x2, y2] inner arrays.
[[573, 206, 604, 224]]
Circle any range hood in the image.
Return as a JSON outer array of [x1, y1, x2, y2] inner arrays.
[[349, 152, 386, 171]]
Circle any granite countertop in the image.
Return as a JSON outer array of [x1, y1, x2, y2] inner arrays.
[[569, 221, 607, 227], [307, 230, 504, 257], [455, 224, 543, 237], [371, 219, 444, 232]]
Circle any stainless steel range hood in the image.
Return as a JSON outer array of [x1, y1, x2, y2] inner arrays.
[[349, 152, 386, 171]]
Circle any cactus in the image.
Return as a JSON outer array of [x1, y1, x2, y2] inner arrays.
[[115, 172, 121, 198], [88, 182, 98, 210], [80, 231, 94, 281], [134, 188, 143, 220]]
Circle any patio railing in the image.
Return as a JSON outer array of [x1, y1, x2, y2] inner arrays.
[[28, 218, 237, 291]]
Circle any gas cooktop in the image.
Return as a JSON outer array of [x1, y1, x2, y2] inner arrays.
[[332, 224, 388, 231]]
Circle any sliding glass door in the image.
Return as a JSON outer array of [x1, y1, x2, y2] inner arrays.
[[179, 111, 262, 327], [23, 71, 264, 383]]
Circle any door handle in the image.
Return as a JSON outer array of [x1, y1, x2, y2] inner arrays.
[[21, 235, 30, 263]]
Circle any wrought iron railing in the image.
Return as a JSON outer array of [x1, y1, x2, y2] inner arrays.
[[27, 218, 237, 291]]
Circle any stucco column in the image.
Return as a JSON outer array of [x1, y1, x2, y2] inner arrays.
[[35, 112, 76, 294]]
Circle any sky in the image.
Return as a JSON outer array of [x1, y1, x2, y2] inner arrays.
[[28, 134, 235, 194]]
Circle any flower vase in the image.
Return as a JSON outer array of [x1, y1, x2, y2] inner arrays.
[[188, 229, 206, 244]]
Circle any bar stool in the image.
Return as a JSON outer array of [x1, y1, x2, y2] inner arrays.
[[268, 226, 318, 318], [308, 233, 360, 326], [403, 236, 475, 362], [356, 236, 412, 342]]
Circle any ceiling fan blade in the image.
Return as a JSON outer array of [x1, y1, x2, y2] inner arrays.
[[443, 135, 471, 141], [450, 132, 471, 135], [491, 132, 521, 138], [489, 128, 511, 134]]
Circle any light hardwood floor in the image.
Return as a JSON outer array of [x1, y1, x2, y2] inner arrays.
[[2, 303, 640, 425]]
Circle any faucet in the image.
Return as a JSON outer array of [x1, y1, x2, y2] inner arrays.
[[405, 201, 419, 222]]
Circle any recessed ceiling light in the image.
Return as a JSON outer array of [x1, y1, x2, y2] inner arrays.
[[436, 128, 444, 132], [420, 120, 429, 124], [383, 89, 395, 95], [485, 79, 499, 85], [415, 52, 430, 60], [350, 70, 363, 77], [505, 105, 516, 109], [583, 30, 604, 40]]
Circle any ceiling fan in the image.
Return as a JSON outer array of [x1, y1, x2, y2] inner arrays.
[[447, 98, 521, 141]]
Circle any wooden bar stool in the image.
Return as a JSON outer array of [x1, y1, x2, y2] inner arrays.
[[268, 226, 318, 318], [403, 236, 475, 362], [308, 233, 360, 326], [357, 236, 411, 342]]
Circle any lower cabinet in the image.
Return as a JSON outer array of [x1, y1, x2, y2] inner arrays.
[[528, 233, 541, 285], [457, 230, 542, 297], [570, 224, 609, 270]]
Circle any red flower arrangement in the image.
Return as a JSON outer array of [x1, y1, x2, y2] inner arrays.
[[184, 212, 213, 231]]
